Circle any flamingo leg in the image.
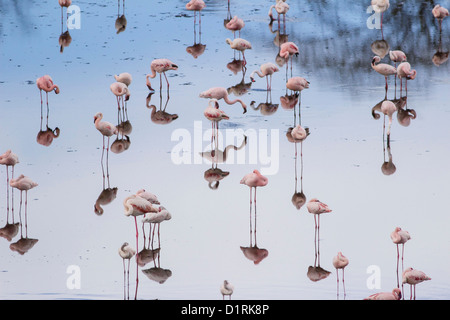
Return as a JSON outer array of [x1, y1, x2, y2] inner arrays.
[[254, 187, 257, 247], [24, 190, 28, 238], [6, 167, 10, 223], [336, 268, 340, 298], [249, 187, 253, 247], [123, 259, 126, 300], [342, 269, 346, 297], [18, 191, 23, 238]]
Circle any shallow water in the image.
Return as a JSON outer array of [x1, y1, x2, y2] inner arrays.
[[0, 0, 449, 300]]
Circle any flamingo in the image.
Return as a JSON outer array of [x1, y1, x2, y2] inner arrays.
[[332, 252, 349, 298], [9, 175, 38, 239], [123, 194, 158, 257], [391, 227, 411, 293], [94, 112, 118, 183], [380, 100, 396, 137], [58, 0, 72, 22], [432, 4, 449, 32], [280, 42, 299, 75], [110, 82, 130, 109], [371, 56, 397, 92], [220, 280, 234, 300], [146, 59, 178, 92], [0, 150, 19, 223], [142, 206, 172, 249], [204, 99, 230, 122], [250, 62, 279, 91], [286, 77, 310, 93], [186, 0, 206, 38], [397, 62, 417, 95], [240, 170, 268, 248], [118, 242, 136, 300], [114, 72, 132, 87], [371, 0, 389, 37], [289, 124, 309, 142], [136, 189, 160, 205], [402, 268, 431, 300], [364, 288, 402, 300], [199, 87, 247, 113], [307, 198, 332, 266], [225, 38, 252, 65], [36, 75, 60, 111], [389, 50, 407, 67], [268, 0, 289, 28], [226, 16, 245, 38]]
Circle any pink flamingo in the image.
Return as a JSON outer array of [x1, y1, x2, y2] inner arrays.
[[136, 189, 160, 205], [220, 280, 234, 300], [397, 62, 417, 95], [391, 227, 411, 292], [123, 194, 158, 291], [268, 0, 289, 30], [58, 0, 72, 21], [199, 87, 247, 113], [186, 0, 206, 39], [371, 0, 390, 38], [0, 150, 19, 223], [280, 42, 299, 76], [290, 124, 309, 142], [225, 38, 252, 65], [240, 170, 268, 249], [371, 56, 397, 92], [114, 72, 132, 87], [389, 50, 407, 67], [432, 4, 449, 32], [226, 16, 245, 38], [110, 82, 130, 123], [146, 59, 178, 92], [142, 206, 171, 249], [36, 75, 60, 111], [204, 99, 229, 145], [118, 242, 136, 300], [286, 77, 310, 93], [364, 288, 401, 300], [307, 198, 332, 266], [402, 268, 431, 300], [94, 112, 118, 183], [380, 100, 396, 137], [9, 175, 38, 239], [250, 62, 279, 91], [332, 252, 349, 298]]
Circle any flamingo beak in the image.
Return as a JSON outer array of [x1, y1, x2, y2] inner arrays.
[[250, 77, 255, 82]]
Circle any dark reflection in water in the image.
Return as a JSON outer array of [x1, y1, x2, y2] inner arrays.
[[115, 0, 127, 34], [146, 92, 179, 125], [250, 91, 278, 116]]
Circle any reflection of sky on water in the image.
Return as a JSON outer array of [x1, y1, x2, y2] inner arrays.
[[0, 0, 450, 299]]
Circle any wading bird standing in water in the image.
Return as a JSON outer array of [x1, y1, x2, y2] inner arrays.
[[200, 87, 247, 113], [220, 280, 234, 300], [332, 252, 349, 298], [146, 59, 178, 92], [0, 150, 19, 223], [118, 242, 136, 300], [94, 112, 118, 185], [250, 62, 279, 91]]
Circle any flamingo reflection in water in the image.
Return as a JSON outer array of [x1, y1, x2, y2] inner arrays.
[[9, 175, 39, 255], [36, 80, 60, 147], [250, 90, 279, 116], [306, 199, 332, 282], [119, 242, 135, 300], [115, 0, 127, 34], [240, 170, 269, 265], [186, 0, 206, 59], [146, 91, 179, 125], [332, 252, 349, 299], [111, 75, 133, 155]]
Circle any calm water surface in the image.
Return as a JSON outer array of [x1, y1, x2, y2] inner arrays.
[[0, 0, 449, 300]]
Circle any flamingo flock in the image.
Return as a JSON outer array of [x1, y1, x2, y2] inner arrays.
[[2, 0, 445, 302]]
